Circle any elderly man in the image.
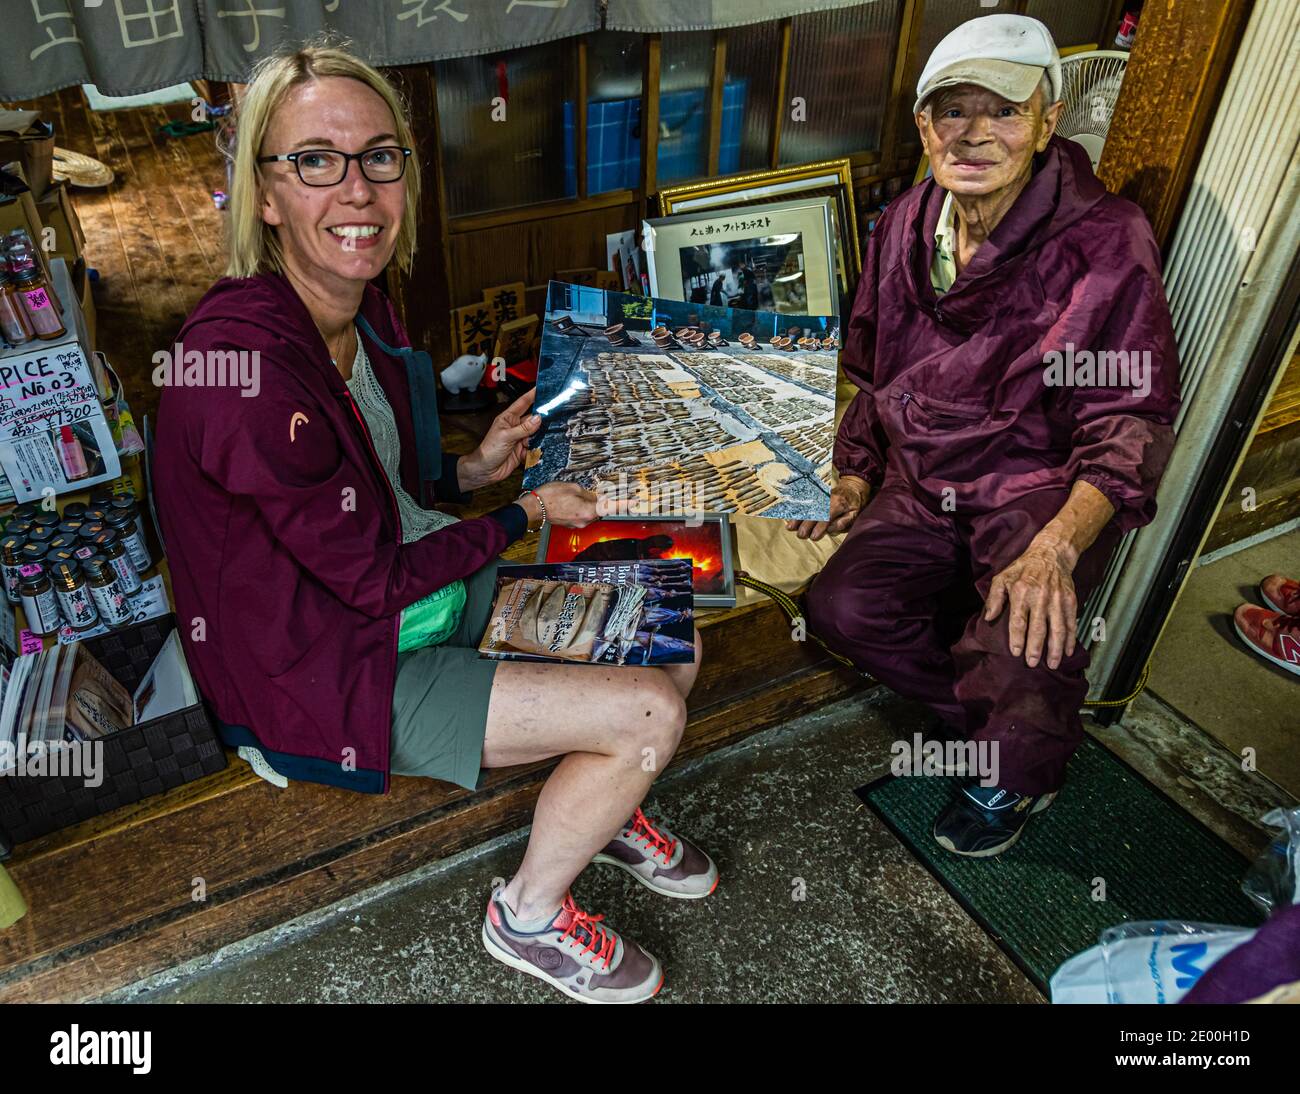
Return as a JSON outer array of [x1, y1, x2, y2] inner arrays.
[[794, 15, 1180, 856]]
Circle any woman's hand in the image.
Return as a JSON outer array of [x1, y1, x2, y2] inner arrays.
[[458, 388, 542, 491], [519, 482, 599, 529], [983, 534, 1080, 670], [785, 475, 870, 541]]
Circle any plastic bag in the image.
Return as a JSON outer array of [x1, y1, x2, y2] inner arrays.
[[1242, 805, 1300, 915], [1050, 920, 1255, 1004]]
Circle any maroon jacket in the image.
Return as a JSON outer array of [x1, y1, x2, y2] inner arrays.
[[836, 135, 1180, 532], [154, 274, 525, 793]]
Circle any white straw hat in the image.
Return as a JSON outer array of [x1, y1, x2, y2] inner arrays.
[[914, 14, 1061, 115]]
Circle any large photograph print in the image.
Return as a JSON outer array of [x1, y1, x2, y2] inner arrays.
[[522, 282, 838, 521]]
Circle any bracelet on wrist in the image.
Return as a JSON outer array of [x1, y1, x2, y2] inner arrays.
[[525, 488, 547, 530]]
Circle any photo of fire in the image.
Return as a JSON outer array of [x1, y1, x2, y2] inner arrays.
[[539, 517, 735, 605]]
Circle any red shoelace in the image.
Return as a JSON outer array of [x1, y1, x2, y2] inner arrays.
[[627, 807, 678, 865], [558, 893, 616, 968]]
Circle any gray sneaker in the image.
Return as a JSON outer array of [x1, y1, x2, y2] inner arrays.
[[482, 889, 663, 1004], [592, 807, 719, 899]]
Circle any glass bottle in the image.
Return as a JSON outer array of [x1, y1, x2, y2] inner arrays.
[[0, 271, 34, 345], [12, 269, 66, 340]]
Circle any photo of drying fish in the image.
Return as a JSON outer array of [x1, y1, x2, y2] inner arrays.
[[478, 560, 696, 667], [523, 281, 838, 522]]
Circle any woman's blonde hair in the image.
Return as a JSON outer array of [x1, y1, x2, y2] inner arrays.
[[224, 42, 421, 279]]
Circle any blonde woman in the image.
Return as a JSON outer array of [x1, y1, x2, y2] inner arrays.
[[154, 44, 715, 1004]]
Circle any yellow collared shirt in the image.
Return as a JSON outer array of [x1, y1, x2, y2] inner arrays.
[[931, 189, 957, 295]]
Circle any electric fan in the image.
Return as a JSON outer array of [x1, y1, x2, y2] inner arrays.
[[1056, 50, 1129, 170]]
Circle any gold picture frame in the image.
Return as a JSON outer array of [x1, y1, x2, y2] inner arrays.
[[654, 158, 862, 283]]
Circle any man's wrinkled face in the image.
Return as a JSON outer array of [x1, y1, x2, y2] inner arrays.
[[258, 76, 405, 289], [916, 83, 1060, 198]]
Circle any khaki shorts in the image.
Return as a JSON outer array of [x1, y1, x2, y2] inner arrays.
[[389, 558, 505, 790]]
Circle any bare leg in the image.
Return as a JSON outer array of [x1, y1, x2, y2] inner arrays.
[[661, 625, 703, 701], [483, 658, 691, 922]]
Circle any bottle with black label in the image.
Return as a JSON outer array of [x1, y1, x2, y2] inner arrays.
[[1, 534, 25, 605], [26, 526, 55, 550], [105, 509, 151, 573], [88, 528, 142, 596], [17, 564, 61, 636], [44, 547, 80, 571], [51, 561, 98, 631], [19, 542, 47, 568], [84, 556, 133, 630]]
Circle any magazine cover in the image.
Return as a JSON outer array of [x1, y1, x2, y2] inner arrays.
[[522, 281, 836, 522], [478, 560, 695, 666]]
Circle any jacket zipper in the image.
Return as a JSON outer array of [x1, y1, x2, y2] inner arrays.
[[343, 388, 402, 793]]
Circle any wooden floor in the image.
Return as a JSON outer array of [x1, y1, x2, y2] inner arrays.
[[7, 86, 230, 427]]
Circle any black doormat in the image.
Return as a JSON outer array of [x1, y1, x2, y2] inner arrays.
[[856, 736, 1264, 993]]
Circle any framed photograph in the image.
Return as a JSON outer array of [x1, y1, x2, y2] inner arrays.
[[537, 514, 736, 609], [655, 158, 861, 285], [643, 196, 838, 318]]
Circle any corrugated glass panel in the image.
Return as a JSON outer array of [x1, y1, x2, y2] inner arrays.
[[436, 39, 577, 216], [780, 0, 902, 165], [725, 20, 782, 171]]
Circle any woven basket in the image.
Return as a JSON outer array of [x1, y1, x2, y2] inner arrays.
[[0, 614, 226, 854]]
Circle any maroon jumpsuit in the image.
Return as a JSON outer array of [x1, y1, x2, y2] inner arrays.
[[806, 136, 1181, 795]]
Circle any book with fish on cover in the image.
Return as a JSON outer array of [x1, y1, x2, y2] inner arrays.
[[478, 560, 695, 666]]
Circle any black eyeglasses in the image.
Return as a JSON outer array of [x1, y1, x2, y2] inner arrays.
[[256, 146, 412, 186]]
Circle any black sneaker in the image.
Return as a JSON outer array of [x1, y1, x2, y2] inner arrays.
[[932, 781, 1057, 857]]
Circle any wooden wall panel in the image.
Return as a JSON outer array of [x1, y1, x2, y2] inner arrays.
[[445, 202, 638, 311], [1096, 0, 1253, 249]]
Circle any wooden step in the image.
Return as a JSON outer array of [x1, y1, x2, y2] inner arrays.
[[0, 594, 866, 1002]]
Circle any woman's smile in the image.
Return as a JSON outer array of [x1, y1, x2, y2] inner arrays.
[[326, 222, 386, 249]]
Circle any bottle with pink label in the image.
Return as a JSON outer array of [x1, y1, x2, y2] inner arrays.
[[11, 270, 66, 340], [5, 229, 65, 340]]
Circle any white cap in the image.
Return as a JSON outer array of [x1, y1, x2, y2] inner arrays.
[[914, 14, 1061, 115]]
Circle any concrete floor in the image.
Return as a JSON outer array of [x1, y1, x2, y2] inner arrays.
[[105, 680, 1290, 1006], [1148, 527, 1300, 798], [109, 691, 1044, 1004]]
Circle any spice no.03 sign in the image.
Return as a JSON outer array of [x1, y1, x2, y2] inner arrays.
[[0, 348, 96, 439], [0, 340, 119, 500]]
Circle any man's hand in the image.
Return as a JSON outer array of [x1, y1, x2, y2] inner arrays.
[[984, 480, 1117, 670], [785, 475, 870, 541], [984, 535, 1080, 670], [458, 388, 542, 491]]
